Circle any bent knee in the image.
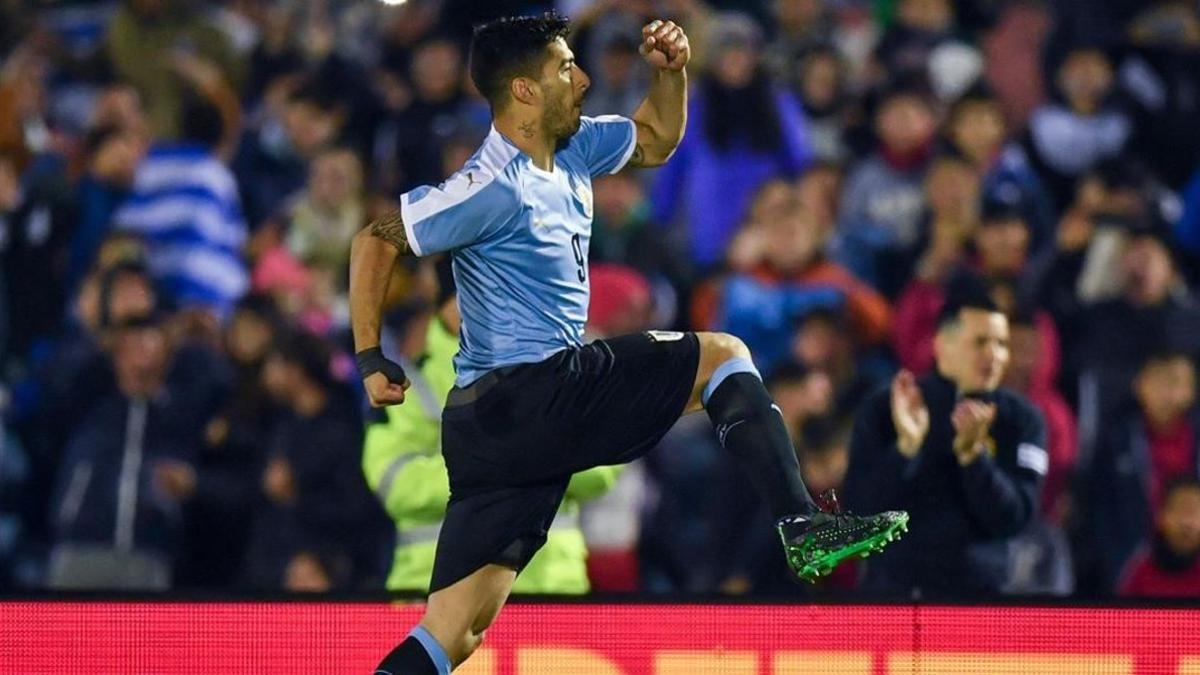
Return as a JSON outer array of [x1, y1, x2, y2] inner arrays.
[[699, 331, 751, 364]]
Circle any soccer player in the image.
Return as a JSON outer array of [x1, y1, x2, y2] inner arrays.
[[351, 14, 909, 674]]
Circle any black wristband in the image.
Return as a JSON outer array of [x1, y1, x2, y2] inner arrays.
[[355, 347, 407, 385]]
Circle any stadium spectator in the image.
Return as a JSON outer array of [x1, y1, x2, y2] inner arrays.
[[838, 83, 937, 295], [1027, 161, 1154, 365], [842, 293, 1047, 595], [1119, 477, 1200, 598], [892, 156, 981, 372], [1025, 47, 1132, 210], [162, 294, 282, 588], [715, 191, 890, 372], [872, 0, 960, 85], [973, 202, 1036, 287], [1073, 228, 1200, 462], [1084, 351, 1199, 593], [68, 122, 145, 293], [765, 0, 836, 88], [790, 308, 891, 441], [387, 37, 489, 192], [104, 0, 243, 141], [112, 83, 249, 318], [653, 12, 813, 271], [234, 76, 346, 229], [241, 331, 384, 591], [249, 145, 366, 333], [1122, 1, 1200, 188], [0, 147, 75, 368], [947, 86, 1055, 253], [46, 313, 211, 590], [793, 47, 853, 163], [0, 39, 52, 181], [26, 256, 159, 516]]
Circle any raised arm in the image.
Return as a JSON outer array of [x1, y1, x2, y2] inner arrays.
[[627, 20, 690, 168], [350, 211, 411, 407]]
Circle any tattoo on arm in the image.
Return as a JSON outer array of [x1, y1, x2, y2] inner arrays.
[[368, 212, 411, 254]]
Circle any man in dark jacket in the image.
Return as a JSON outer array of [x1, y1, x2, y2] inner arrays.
[[842, 293, 1047, 595], [46, 314, 216, 590]]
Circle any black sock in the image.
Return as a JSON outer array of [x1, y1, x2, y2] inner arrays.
[[374, 635, 440, 674], [706, 371, 818, 519]]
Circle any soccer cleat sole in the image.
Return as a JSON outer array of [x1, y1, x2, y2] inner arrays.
[[793, 513, 909, 583]]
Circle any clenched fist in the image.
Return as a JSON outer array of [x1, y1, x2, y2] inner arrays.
[[639, 20, 690, 71]]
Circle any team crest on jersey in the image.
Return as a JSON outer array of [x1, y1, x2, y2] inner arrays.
[[573, 182, 593, 219]]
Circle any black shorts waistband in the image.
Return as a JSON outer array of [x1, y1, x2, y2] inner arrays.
[[446, 363, 525, 408]]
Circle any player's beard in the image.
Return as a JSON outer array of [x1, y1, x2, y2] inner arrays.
[[545, 92, 582, 142]]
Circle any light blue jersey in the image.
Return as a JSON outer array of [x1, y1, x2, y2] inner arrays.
[[400, 115, 637, 386]]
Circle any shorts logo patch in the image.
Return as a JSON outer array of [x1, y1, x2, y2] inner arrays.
[[716, 419, 746, 447], [645, 330, 685, 342]]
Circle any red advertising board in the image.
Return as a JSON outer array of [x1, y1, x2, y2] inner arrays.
[[3, 601, 1200, 674]]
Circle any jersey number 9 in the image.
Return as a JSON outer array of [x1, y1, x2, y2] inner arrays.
[[571, 233, 586, 282]]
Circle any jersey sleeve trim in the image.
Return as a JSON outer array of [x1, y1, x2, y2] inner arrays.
[[399, 195, 425, 257], [610, 116, 638, 174]]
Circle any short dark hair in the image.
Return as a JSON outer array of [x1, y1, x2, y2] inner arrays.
[[99, 260, 156, 330], [873, 77, 936, 116], [1139, 349, 1195, 374], [1162, 475, 1200, 505], [288, 76, 344, 115], [980, 198, 1026, 226], [180, 89, 224, 149], [469, 13, 571, 109], [949, 82, 1000, 118], [936, 275, 1001, 332], [110, 311, 165, 335]]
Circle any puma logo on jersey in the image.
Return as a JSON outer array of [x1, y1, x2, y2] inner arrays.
[[465, 171, 480, 188]]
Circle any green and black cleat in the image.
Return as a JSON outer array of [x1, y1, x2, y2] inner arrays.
[[777, 490, 909, 583]]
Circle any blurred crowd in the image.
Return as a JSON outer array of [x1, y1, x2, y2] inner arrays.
[[2, 0, 1200, 599]]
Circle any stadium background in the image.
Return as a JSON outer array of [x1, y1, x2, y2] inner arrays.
[[3, 0, 1200, 672]]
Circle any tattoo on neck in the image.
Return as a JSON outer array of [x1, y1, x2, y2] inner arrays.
[[630, 143, 645, 167], [519, 121, 536, 139], [368, 212, 411, 254]]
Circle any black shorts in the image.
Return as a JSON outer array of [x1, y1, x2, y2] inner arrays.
[[430, 331, 700, 592]]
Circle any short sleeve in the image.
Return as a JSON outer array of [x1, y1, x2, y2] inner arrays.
[[400, 168, 516, 256], [574, 115, 637, 177]]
